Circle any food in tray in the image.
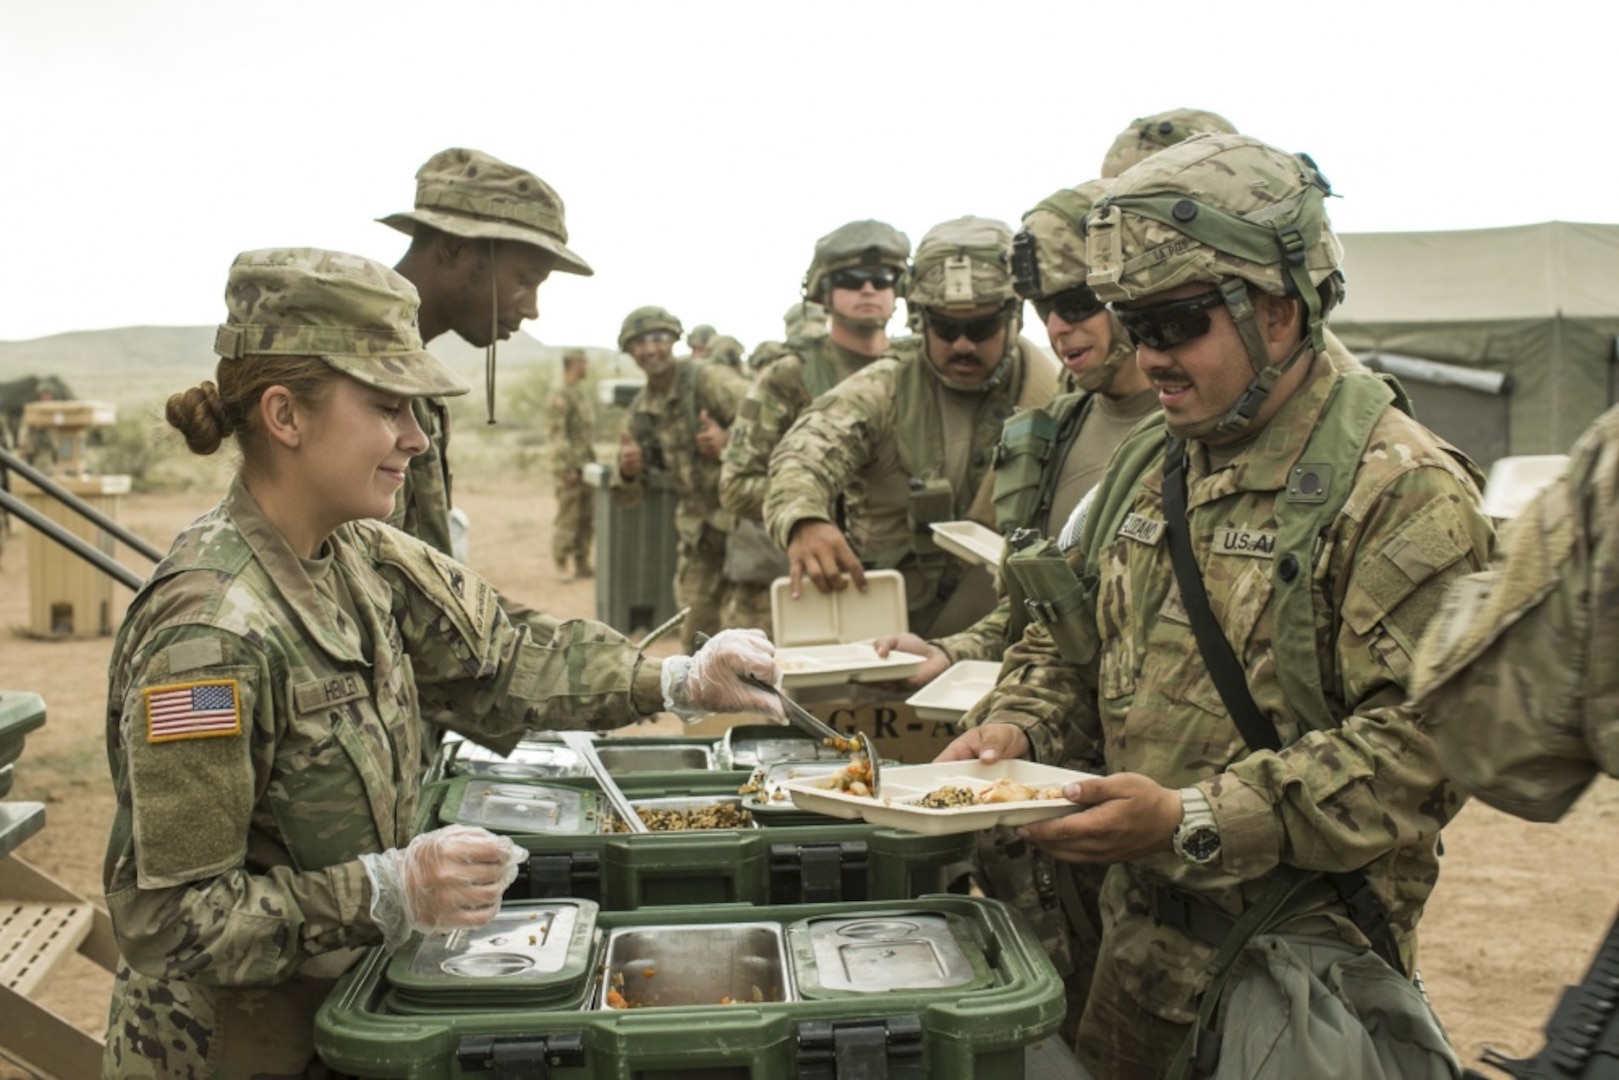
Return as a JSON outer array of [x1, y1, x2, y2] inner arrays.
[[603, 803, 752, 832], [908, 777, 1068, 808], [815, 737, 877, 798], [776, 656, 826, 672]]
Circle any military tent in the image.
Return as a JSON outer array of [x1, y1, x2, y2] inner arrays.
[[1331, 221, 1619, 468]]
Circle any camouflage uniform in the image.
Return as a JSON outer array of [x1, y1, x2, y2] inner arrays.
[[720, 220, 913, 633], [103, 250, 662, 1079], [964, 137, 1492, 1077], [614, 307, 750, 652], [1411, 402, 1619, 821], [764, 217, 1058, 639], [547, 350, 596, 578], [379, 148, 593, 558]]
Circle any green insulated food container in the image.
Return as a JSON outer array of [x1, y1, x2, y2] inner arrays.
[[425, 774, 971, 909], [315, 895, 1065, 1079]]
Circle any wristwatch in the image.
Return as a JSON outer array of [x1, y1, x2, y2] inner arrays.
[[1172, 787, 1222, 865]]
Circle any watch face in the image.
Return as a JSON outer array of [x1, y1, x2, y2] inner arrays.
[[1181, 826, 1221, 863]]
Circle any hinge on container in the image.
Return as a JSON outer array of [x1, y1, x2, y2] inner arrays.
[[771, 841, 868, 904], [796, 1016, 924, 1079], [520, 851, 600, 901], [456, 1033, 586, 1079]]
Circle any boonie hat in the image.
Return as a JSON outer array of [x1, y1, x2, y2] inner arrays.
[[379, 148, 593, 277], [213, 248, 470, 398]]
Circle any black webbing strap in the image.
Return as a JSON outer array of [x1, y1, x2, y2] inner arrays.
[[1161, 438, 1406, 977]]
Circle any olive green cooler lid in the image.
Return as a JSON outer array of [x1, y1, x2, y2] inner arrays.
[[385, 900, 599, 1008], [438, 776, 603, 835], [0, 692, 46, 773], [786, 910, 995, 999]]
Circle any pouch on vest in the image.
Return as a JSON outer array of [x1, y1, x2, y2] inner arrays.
[[1005, 531, 1097, 664], [908, 475, 956, 558], [992, 408, 1063, 532]]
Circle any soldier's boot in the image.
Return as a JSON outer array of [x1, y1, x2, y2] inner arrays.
[[556, 557, 574, 583], [575, 551, 593, 579]]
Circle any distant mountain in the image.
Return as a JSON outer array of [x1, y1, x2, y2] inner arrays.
[[0, 326, 626, 409]]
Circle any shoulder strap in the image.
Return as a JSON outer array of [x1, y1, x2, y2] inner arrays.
[[1161, 436, 1406, 977]]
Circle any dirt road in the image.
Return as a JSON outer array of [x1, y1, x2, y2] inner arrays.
[[1, 481, 1613, 1077]]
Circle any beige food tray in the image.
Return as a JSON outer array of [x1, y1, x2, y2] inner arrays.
[[783, 758, 1095, 835], [904, 660, 1002, 722], [771, 569, 923, 688], [928, 521, 1005, 568], [1482, 454, 1568, 520], [776, 642, 927, 689]]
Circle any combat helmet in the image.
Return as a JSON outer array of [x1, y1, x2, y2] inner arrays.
[[687, 324, 717, 350], [1100, 108, 1239, 179], [802, 220, 911, 302], [907, 216, 1017, 311], [1010, 180, 1134, 393], [1085, 132, 1343, 435], [618, 306, 684, 352]]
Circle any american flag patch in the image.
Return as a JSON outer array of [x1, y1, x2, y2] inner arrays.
[[144, 680, 242, 743]]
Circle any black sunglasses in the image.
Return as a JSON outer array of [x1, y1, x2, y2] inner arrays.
[[1032, 286, 1105, 326], [924, 306, 1011, 344], [829, 267, 899, 291], [1116, 290, 1225, 350]]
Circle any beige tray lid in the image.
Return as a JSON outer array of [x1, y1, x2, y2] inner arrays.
[[770, 569, 907, 646]]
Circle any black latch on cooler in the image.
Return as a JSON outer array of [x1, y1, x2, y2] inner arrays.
[[771, 841, 868, 904], [797, 1016, 925, 1079], [516, 851, 600, 902], [456, 1032, 585, 1079]]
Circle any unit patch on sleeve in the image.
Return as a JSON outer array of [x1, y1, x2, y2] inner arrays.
[[145, 679, 242, 743]]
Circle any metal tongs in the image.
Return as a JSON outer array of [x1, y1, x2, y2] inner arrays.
[[743, 673, 882, 800], [558, 731, 648, 833]]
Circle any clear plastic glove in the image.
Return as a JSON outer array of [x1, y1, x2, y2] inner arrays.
[[661, 627, 783, 720], [359, 824, 528, 951]]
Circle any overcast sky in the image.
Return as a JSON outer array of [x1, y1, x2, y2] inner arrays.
[[2, 1, 1612, 354]]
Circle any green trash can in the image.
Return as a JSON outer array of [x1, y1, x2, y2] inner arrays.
[[426, 773, 972, 909], [582, 462, 678, 637], [314, 895, 1066, 1079]]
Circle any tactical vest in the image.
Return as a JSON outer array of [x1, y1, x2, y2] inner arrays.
[[1011, 369, 1448, 733], [628, 361, 735, 535], [990, 387, 1093, 646], [798, 333, 925, 402], [864, 338, 1053, 571]]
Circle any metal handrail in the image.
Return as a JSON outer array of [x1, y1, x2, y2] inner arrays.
[[0, 447, 163, 562], [0, 485, 145, 591]]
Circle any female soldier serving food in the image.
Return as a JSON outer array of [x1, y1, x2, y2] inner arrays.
[[100, 248, 778, 1079]]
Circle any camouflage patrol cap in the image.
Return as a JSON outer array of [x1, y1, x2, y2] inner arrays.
[[561, 346, 589, 365], [379, 148, 593, 277], [687, 324, 718, 348], [213, 248, 470, 397], [1011, 179, 1111, 300], [617, 305, 683, 351], [1085, 133, 1343, 349], [908, 216, 1017, 310], [1100, 108, 1238, 179], [804, 219, 911, 301]]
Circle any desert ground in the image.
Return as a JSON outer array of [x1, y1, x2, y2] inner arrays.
[[1, 472, 1615, 1078]]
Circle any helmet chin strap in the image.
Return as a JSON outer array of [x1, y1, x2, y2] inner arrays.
[[485, 238, 498, 424], [1211, 278, 1310, 438], [1074, 312, 1134, 394]]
